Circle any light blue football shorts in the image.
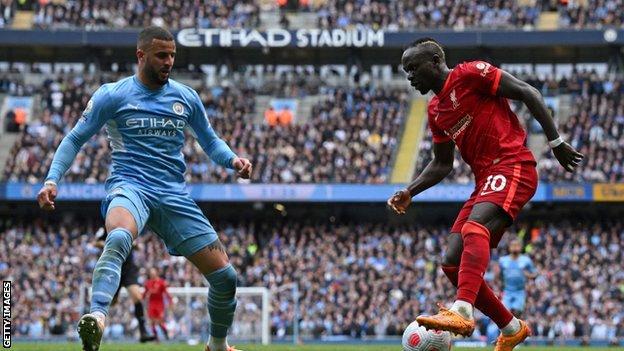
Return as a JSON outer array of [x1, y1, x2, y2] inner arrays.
[[100, 182, 218, 257], [502, 290, 526, 312]]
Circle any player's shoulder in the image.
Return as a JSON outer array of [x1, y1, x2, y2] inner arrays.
[[499, 255, 510, 264], [427, 95, 440, 111], [167, 78, 200, 99], [94, 76, 135, 102], [454, 60, 497, 77]]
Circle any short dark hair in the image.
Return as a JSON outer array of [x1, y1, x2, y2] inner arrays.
[[407, 37, 445, 61], [138, 26, 174, 49]]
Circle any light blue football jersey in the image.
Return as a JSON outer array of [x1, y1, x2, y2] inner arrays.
[[499, 254, 535, 292], [46, 76, 236, 192]]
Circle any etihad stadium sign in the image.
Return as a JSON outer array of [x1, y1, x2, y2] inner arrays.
[[176, 28, 385, 48]]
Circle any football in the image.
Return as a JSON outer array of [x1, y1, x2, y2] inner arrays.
[[402, 320, 452, 351]]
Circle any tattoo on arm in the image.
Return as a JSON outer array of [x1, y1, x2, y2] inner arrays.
[[205, 239, 226, 254]]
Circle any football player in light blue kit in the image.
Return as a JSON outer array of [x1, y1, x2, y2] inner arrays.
[[498, 238, 537, 316], [36, 26, 252, 351]]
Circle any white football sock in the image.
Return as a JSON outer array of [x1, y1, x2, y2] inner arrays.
[[501, 317, 521, 336], [450, 300, 474, 320], [208, 336, 228, 351], [92, 311, 106, 327]]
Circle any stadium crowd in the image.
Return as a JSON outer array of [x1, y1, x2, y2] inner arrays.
[[415, 71, 624, 184], [558, 0, 624, 29], [2, 216, 623, 342], [537, 73, 624, 183], [314, 0, 540, 30], [33, 0, 260, 30], [3, 0, 624, 31], [2, 72, 406, 184]]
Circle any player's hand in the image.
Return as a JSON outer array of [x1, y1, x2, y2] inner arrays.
[[387, 189, 412, 215], [37, 182, 58, 211], [552, 142, 584, 172], [232, 157, 253, 179]]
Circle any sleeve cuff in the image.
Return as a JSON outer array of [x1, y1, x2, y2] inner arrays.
[[491, 69, 502, 95], [432, 135, 451, 143]]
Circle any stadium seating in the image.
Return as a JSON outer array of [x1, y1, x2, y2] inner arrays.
[[8, 0, 624, 31], [558, 0, 624, 29], [314, 0, 540, 30], [32, 0, 261, 30], [414, 72, 624, 183], [2, 73, 408, 184], [3, 217, 623, 340], [537, 72, 624, 182]]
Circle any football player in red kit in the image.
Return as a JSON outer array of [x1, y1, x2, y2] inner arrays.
[[144, 267, 173, 341], [388, 38, 583, 351]]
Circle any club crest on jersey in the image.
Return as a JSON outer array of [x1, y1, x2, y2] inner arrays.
[[173, 102, 185, 115], [84, 99, 93, 114], [476, 62, 491, 77], [79, 99, 94, 123], [450, 89, 459, 110]]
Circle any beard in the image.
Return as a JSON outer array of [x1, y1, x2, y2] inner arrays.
[[144, 62, 169, 86]]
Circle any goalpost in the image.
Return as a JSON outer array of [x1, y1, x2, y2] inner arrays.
[[96, 286, 271, 345]]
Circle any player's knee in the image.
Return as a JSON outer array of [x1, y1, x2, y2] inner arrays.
[[205, 264, 237, 297], [442, 251, 460, 267], [105, 206, 139, 236], [461, 220, 491, 239], [443, 233, 463, 266], [105, 228, 134, 257]]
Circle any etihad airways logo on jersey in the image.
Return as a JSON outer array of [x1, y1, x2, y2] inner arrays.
[[444, 114, 473, 140], [126, 117, 186, 137]]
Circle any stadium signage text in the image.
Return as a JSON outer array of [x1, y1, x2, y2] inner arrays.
[[177, 28, 385, 48], [593, 184, 624, 201]]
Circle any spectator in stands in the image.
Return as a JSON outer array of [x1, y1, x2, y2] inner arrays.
[[0, 0, 15, 28], [2, 217, 623, 341], [32, 0, 261, 30], [3, 74, 405, 184], [265, 106, 278, 127], [4, 109, 16, 132], [278, 106, 293, 126]]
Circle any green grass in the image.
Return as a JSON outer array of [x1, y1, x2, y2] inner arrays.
[[9, 343, 624, 351]]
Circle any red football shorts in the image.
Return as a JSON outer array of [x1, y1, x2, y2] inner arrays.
[[148, 303, 165, 320], [451, 161, 538, 247]]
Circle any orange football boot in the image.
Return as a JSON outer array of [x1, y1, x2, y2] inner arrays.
[[494, 319, 531, 351], [205, 346, 243, 351], [416, 303, 476, 337]]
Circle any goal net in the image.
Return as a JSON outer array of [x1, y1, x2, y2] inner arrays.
[[101, 286, 271, 345]]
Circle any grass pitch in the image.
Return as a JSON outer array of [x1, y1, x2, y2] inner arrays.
[[9, 343, 624, 351]]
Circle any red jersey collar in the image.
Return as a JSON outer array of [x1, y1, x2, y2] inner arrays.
[[435, 69, 454, 97]]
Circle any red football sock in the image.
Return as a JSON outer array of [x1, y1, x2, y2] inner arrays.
[[442, 265, 513, 328], [151, 324, 159, 341], [457, 220, 492, 304], [159, 322, 169, 339]]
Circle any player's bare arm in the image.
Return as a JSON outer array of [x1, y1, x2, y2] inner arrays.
[[524, 269, 537, 279], [497, 71, 584, 172], [388, 140, 455, 214]]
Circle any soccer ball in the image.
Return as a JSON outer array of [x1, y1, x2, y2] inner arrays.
[[402, 320, 452, 351]]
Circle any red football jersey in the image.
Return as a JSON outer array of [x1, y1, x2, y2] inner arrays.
[[427, 61, 536, 181], [145, 278, 169, 307]]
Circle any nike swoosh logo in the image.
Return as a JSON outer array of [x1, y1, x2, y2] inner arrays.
[[480, 190, 498, 196], [127, 103, 140, 110]]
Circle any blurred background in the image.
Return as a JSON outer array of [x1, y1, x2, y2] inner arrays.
[[0, 0, 623, 347]]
